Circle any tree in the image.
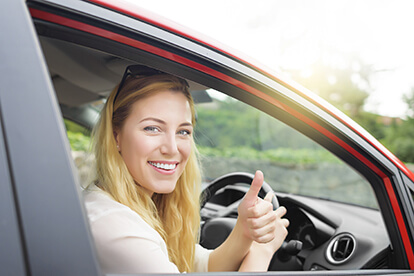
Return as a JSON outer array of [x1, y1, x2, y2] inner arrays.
[[283, 53, 400, 144], [380, 88, 414, 163], [285, 54, 373, 118], [403, 88, 414, 118]]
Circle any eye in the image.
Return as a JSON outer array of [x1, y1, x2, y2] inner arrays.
[[144, 126, 161, 133], [177, 129, 191, 136]]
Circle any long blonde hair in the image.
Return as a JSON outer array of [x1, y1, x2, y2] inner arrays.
[[92, 70, 201, 272]]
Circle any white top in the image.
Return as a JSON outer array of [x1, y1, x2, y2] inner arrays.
[[83, 186, 211, 274]]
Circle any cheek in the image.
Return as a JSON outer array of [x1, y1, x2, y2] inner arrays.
[[121, 134, 153, 163], [122, 129, 156, 149], [179, 140, 193, 162]]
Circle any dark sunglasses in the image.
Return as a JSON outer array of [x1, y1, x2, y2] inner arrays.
[[113, 65, 189, 104]]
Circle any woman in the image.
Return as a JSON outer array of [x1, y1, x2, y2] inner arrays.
[[83, 65, 289, 274]]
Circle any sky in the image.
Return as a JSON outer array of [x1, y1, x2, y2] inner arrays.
[[131, 0, 414, 118]]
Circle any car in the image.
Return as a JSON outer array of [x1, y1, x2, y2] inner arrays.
[[2, 0, 414, 275]]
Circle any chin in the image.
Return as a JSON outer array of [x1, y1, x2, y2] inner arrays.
[[154, 182, 177, 195]]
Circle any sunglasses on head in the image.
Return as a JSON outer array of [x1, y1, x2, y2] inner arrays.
[[113, 65, 189, 104]]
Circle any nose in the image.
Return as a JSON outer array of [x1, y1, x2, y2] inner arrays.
[[160, 132, 179, 156]]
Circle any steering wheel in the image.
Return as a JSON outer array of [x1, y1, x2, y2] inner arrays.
[[200, 172, 279, 249]]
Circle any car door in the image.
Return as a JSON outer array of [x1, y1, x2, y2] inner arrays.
[[0, 0, 101, 275]]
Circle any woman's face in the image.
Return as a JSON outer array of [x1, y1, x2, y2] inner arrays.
[[115, 90, 193, 196]]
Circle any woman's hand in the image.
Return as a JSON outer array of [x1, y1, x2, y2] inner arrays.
[[251, 206, 289, 254], [237, 170, 287, 244], [236, 171, 289, 272], [208, 170, 289, 272]]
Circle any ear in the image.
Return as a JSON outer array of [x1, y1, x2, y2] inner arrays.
[[113, 130, 121, 151]]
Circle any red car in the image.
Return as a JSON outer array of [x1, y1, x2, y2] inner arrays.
[[1, 0, 414, 275]]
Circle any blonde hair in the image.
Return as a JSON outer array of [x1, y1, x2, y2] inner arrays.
[[92, 71, 201, 272]]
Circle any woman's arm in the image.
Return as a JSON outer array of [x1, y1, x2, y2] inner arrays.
[[207, 218, 253, 271], [239, 207, 289, 272], [207, 171, 288, 271]]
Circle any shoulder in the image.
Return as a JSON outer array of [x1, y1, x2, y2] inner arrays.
[[82, 186, 128, 222], [82, 186, 160, 242], [194, 244, 212, 272], [82, 186, 179, 273]]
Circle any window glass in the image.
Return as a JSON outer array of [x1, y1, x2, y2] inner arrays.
[[195, 89, 378, 208]]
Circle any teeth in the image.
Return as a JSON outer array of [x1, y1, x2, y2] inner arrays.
[[149, 162, 176, 170]]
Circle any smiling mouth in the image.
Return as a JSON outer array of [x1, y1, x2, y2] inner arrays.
[[148, 161, 177, 171]]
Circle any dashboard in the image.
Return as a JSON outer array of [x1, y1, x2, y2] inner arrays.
[[200, 184, 391, 271]]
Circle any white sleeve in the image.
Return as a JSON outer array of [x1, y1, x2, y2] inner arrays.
[[193, 244, 212, 272], [90, 209, 180, 274]]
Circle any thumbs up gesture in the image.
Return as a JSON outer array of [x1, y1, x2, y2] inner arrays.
[[237, 171, 288, 244]]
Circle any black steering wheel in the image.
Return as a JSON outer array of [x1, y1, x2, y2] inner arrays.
[[200, 172, 279, 249]]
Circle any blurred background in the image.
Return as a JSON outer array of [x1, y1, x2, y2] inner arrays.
[[126, 0, 414, 164]]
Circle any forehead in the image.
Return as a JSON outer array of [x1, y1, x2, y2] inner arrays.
[[130, 90, 192, 120]]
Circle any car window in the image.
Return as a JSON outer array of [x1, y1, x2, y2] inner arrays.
[[65, 119, 91, 151], [64, 119, 95, 187], [195, 89, 378, 209]]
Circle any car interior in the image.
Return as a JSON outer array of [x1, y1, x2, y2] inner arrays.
[[22, 0, 414, 266]]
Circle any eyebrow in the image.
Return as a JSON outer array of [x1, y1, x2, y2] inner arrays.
[[139, 117, 193, 127]]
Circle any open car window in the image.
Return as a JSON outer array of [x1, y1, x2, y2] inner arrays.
[[195, 90, 378, 209]]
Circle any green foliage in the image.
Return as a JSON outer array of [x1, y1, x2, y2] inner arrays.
[[353, 111, 387, 140], [379, 90, 414, 163], [403, 88, 414, 118], [67, 131, 91, 152], [380, 118, 414, 163], [64, 119, 91, 152], [387, 137, 414, 163], [195, 98, 319, 151], [198, 146, 339, 165], [195, 97, 340, 165], [286, 55, 372, 118], [195, 99, 262, 149], [283, 55, 414, 163], [64, 119, 90, 134]]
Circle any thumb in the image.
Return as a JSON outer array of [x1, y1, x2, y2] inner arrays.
[[243, 170, 264, 207]]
